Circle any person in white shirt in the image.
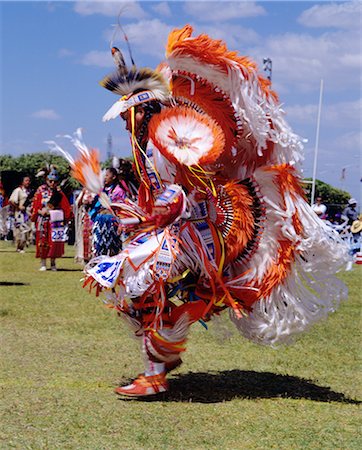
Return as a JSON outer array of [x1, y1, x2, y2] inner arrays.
[[9, 176, 32, 252], [312, 197, 327, 219]]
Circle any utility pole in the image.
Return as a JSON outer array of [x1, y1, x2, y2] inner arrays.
[[263, 58, 272, 82], [107, 133, 113, 161]]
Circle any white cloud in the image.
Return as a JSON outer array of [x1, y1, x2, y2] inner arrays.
[[285, 103, 318, 124], [31, 109, 60, 120], [125, 19, 172, 57], [82, 18, 172, 67], [184, 1, 266, 21], [340, 53, 362, 69], [102, 20, 259, 61], [81, 50, 112, 67], [58, 48, 74, 58], [194, 23, 260, 47], [74, 1, 147, 19], [324, 99, 362, 127], [249, 28, 361, 92], [298, 1, 361, 29], [109, 19, 173, 59], [286, 99, 362, 127], [151, 2, 172, 18], [333, 131, 362, 151]]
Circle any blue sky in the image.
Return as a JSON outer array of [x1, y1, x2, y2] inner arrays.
[[1, 1, 361, 201]]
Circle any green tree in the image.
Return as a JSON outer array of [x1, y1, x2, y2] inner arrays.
[[0, 153, 80, 189], [302, 178, 351, 205]]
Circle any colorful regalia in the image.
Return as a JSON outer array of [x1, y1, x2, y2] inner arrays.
[[74, 190, 95, 263], [53, 26, 348, 396], [31, 183, 72, 259], [90, 182, 126, 257]]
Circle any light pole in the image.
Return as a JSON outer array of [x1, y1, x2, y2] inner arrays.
[[107, 133, 113, 161], [263, 58, 272, 82], [310, 79, 324, 206]]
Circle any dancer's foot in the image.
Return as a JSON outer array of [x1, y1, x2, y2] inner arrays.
[[115, 372, 168, 397], [165, 358, 182, 373]]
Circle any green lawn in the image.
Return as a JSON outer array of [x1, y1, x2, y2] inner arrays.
[[0, 241, 361, 449]]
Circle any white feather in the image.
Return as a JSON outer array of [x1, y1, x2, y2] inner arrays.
[[45, 140, 75, 166], [102, 100, 126, 122]]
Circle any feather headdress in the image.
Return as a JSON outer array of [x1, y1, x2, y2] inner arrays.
[[100, 47, 170, 122], [165, 25, 304, 174]]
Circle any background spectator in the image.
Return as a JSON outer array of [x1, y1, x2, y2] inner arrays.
[[312, 197, 327, 219], [9, 176, 32, 253], [89, 168, 126, 257], [343, 198, 358, 225], [31, 168, 72, 271]]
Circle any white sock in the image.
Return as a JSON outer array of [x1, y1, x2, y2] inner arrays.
[[142, 336, 165, 376], [144, 360, 165, 377]]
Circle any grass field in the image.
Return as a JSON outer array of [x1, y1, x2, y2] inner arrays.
[[0, 241, 361, 449]]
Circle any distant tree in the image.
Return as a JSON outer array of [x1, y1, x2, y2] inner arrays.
[[303, 178, 351, 206], [0, 153, 80, 190]]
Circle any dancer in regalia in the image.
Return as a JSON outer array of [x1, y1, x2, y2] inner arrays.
[[53, 26, 348, 396], [31, 168, 72, 271]]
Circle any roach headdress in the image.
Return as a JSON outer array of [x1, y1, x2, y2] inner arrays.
[[100, 47, 170, 122]]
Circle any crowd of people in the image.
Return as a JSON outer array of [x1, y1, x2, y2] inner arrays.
[[311, 196, 361, 269], [0, 158, 139, 270], [2, 176, 359, 271]]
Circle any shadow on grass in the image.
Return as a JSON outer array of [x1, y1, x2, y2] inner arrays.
[[0, 281, 30, 286], [55, 268, 82, 272], [0, 249, 34, 253], [118, 370, 361, 404]]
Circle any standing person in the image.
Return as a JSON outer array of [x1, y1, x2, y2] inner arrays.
[[343, 198, 358, 225], [89, 168, 126, 257], [74, 189, 95, 264], [9, 176, 32, 253], [117, 158, 139, 201], [31, 169, 72, 271], [0, 180, 5, 209], [54, 26, 348, 397], [312, 197, 327, 219], [343, 201, 360, 271], [0, 179, 9, 239]]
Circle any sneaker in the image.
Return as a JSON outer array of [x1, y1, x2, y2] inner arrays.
[[19, 250, 25, 254], [114, 373, 168, 397], [50, 266, 57, 272], [165, 358, 183, 373], [39, 266, 47, 271]]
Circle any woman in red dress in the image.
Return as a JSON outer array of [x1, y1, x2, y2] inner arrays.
[[31, 169, 72, 271]]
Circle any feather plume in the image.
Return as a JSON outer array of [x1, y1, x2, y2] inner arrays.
[[100, 67, 169, 101], [149, 106, 225, 167], [165, 25, 306, 172], [159, 313, 190, 342], [111, 46, 127, 74], [102, 99, 126, 122], [46, 129, 105, 199]]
